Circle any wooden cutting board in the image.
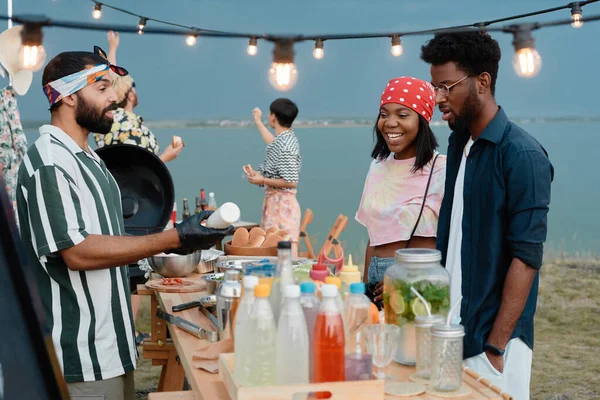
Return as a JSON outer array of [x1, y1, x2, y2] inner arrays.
[[145, 278, 206, 293]]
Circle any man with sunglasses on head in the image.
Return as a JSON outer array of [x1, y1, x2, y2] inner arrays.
[[16, 48, 232, 400], [421, 32, 553, 399]]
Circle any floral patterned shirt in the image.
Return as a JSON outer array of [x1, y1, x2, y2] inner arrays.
[[0, 86, 28, 218], [93, 108, 160, 155]]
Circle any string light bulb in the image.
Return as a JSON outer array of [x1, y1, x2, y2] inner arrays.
[[138, 17, 147, 35], [313, 39, 324, 60], [570, 3, 583, 28], [511, 26, 542, 78], [19, 24, 46, 72], [268, 41, 298, 91], [247, 38, 258, 56], [186, 34, 197, 46], [92, 3, 102, 20], [391, 34, 403, 57]]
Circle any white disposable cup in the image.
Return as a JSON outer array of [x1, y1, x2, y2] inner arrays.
[[205, 202, 241, 229]]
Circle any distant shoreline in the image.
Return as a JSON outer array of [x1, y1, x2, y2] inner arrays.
[[21, 116, 600, 130]]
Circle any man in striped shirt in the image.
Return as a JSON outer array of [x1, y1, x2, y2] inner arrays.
[[16, 49, 231, 400]]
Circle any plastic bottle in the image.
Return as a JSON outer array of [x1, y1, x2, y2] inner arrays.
[[276, 285, 309, 384], [340, 255, 362, 299], [205, 202, 241, 229], [325, 276, 346, 328], [309, 263, 330, 282], [234, 276, 259, 385], [246, 284, 277, 386], [299, 281, 321, 382], [314, 284, 345, 385], [270, 241, 294, 320], [344, 282, 373, 381]]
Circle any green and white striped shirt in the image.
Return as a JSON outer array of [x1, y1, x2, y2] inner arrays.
[[16, 125, 136, 383]]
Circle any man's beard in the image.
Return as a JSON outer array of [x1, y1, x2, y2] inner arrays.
[[449, 82, 481, 133], [75, 97, 117, 134]]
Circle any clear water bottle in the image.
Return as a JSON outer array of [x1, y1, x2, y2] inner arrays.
[[246, 284, 277, 386], [344, 282, 373, 381], [234, 276, 259, 385], [299, 281, 320, 382], [276, 285, 309, 384]]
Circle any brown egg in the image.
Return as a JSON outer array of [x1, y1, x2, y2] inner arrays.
[[261, 233, 280, 248], [249, 227, 267, 242], [249, 235, 265, 248], [232, 228, 249, 247]]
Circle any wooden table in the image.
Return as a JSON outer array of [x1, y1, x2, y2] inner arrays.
[[142, 273, 509, 400]]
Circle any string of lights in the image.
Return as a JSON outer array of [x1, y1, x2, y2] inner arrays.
[[2, 0, 599, 91]]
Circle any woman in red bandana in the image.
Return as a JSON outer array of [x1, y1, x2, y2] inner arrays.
[[355, 77, 447, 305]]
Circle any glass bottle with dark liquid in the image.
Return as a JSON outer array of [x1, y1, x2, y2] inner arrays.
[[195, 197, 201, 214], [200, 188, 208, 211], [182, 198, 191, 219]]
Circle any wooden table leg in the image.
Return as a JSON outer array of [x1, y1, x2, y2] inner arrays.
[[157, 348, 185, 392]]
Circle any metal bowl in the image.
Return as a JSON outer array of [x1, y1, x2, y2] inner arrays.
[[199, 295, 217, 309], [201, 273, 225, 294], [147, 252, 202, 277]]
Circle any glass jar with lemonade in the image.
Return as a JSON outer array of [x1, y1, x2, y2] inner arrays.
[[383, 249, 450, 365]]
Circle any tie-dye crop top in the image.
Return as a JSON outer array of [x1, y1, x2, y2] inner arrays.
[[355, 152, 447, 246]]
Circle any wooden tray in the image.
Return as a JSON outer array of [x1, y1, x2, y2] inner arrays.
[[218, 353, 384, 400], [145, 278, 206, 293]]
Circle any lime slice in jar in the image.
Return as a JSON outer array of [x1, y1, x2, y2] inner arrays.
[[390, 291, 405, 314], [411, 298, 430, 316]]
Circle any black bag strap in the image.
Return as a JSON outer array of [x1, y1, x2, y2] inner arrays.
[[405, 153, 440, 249]]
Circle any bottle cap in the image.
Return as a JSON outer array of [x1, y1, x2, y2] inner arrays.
[[324, 276, 341, 289], [321, 284, 338, 298], [243, 275, 259, 289], [285, 285, 300, 298], [342, 254, 358, 272], [350, 282, 366, 294], [254, 284, 271, 298], [300, 281, 316, 293], [278, 241, 292, 249]]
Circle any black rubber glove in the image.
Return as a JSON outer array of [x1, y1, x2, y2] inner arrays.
[[173, 211, 234, 253]]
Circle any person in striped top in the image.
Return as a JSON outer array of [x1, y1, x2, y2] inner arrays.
[[16, 49, 232, 400], [244, 99, 302, 254]]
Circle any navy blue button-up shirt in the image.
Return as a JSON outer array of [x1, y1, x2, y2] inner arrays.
[[437, 107, 554, 359]]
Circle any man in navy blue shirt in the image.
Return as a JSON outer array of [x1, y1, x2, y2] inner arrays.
[[421, 32, 553, 399]]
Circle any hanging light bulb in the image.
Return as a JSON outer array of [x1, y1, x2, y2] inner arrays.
[[268, 41, 298, 91], [92, 3, 102, 20], [391, 34, 403, 57], [511, 26, 542, 78], [19, 23, 46, 72], [570, 3, 583, 28], [186, 34, 197, 46], [138, 17, 147, 35], [313, 39, 324, 60], [247, 38, 258, 56]]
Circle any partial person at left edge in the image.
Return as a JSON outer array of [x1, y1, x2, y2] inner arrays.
[[16, 46, 232, 400]]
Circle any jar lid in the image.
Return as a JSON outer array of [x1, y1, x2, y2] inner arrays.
[[414, 314, 446, 328], [431, 323, 465, 338], [394, 248, 442, 264], [224, 270, 240, 281]]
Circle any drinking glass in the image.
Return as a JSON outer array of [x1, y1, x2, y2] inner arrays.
[[364, 324, 400, 380]]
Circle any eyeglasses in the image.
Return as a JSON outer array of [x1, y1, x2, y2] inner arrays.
[[433, 75, 468, 98]]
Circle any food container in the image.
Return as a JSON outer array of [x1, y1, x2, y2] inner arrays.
[[224, 240, 278, 257], [382, 249, 450, 365], [148, 251, 202, 277]]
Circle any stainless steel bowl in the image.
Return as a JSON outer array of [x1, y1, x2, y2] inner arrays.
[[147, 252, 202, 277], [201, 273, 225, 294]]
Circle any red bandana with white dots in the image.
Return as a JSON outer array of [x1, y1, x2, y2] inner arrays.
[[380, 76, 436, 122]]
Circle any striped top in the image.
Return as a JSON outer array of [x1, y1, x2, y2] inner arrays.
[[258, 130, 301, 190], [16, 125, 136, 383]]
